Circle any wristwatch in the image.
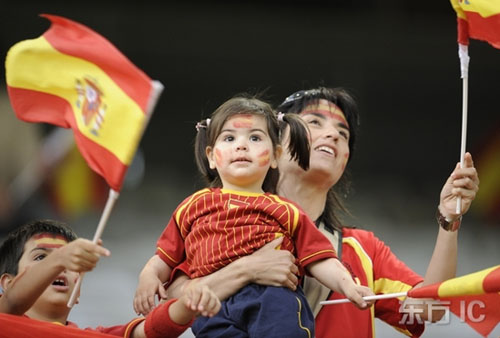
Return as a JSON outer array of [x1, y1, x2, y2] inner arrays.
[[436, 208, 461, 232]]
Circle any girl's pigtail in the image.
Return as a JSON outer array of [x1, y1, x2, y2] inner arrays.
[[194, 118, 216, 183], [279, 113, 310, 170]]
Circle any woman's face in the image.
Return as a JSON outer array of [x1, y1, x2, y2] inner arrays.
[[279, 99, 350, 187]]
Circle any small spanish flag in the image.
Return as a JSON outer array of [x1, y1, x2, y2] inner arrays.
[[5, 14, 162, 191], [450, 0, 500, 48], [408, 265, 500, 337]]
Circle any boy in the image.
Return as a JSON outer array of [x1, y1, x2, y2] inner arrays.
[[0, 219, 220, 338]]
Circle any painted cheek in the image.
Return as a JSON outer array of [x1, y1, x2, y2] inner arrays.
[[258, 150, 270, 167], [215, 148, 223, 167], [341, 152, 349, 171]]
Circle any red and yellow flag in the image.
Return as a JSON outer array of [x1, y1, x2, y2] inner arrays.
[[450, 0, 500, 48], [408, 265, 500, 337], [5, 14, 159, 191]]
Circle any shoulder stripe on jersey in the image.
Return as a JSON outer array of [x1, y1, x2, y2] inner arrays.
[[175, 188, 211, 225], [267, 194, 300, 234], [342, 236, 376, 338]]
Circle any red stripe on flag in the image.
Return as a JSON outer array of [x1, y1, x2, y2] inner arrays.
[[7, 86, 128, 191], [464, 11, 500, 49], [41, 14, 152, 112], [73, 128, 128, 191], [407, 283, 440, 299], [483, 267, 500, 293], [457, 17, 469, 45], [448, 294, 500, 338], [7, 86, 71, 128]]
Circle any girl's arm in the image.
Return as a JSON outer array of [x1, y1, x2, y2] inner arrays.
[[134, 254, 172, 315], [307, 258, 373, 309]]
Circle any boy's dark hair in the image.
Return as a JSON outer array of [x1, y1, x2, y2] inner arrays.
[[0, 219, 77, 276], [277, 87, 361, 231], [194, 95, 310, 193]]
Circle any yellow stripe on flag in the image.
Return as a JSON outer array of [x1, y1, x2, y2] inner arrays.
[[459, 0, 500, 18], [6, 36, 146, 166], [437, 265, 498, 298], [450, 0, 467, 20]]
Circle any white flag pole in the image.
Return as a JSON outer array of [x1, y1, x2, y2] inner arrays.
[[320, 291, 408, 306], [67, 80, 164, 308], [456, 43, 470, 214], [67, 189, 119, 307]]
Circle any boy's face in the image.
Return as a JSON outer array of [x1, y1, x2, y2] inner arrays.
[[16, 234, 80, 307]]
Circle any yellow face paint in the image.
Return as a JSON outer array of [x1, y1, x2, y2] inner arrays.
[[302, 99, 349, 127], [33, 233, 68, 249], [231, 114, 254, 129], [215, 148, 223, 167], [257, 149, 270, 167]]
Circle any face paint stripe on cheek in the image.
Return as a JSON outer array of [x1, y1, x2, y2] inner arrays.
[[341, 152, 349, 171], [257, 150, 270, 167], [215, 148, 223, 167]]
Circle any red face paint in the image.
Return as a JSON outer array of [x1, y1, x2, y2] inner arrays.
[[341, 152, 349, 171], [257, 150, 270, 167], [215, 148, 223, 167], [33, 233, 68, 249], [231, 115, 254, 129], [302, 100, 349, 126]]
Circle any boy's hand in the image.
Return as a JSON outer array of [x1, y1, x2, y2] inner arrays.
[[134, 275, 167, 316], [57, 238, 110, 272], [181, 279, 221, 317]]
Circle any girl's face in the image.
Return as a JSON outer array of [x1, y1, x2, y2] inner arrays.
[[206, 114, 281, 193], [279, 99, 350, 187]]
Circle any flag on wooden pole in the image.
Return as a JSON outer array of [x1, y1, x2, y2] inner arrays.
[[5, 14, 163, 191]]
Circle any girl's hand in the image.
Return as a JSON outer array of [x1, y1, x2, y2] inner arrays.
[[181, 279, 221, 317], [133, 275, 167, 316]]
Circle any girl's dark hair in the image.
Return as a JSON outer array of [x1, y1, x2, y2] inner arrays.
[[0, 219, 77, 276], [277, 87, 361, 231], [195, 95, 310, 193]]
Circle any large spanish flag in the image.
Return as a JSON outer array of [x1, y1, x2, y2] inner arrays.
[[5, 14, 161, 191], [450, 0, 500, 48], [408, 265, 500, 337]]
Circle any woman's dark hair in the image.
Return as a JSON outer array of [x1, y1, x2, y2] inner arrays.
[[277, 87, 361, 231], [0, 219, 77, 276], [194, 95, 310, 193]]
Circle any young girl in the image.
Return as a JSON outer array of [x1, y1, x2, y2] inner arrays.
[[134, 96, 373, 337]]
